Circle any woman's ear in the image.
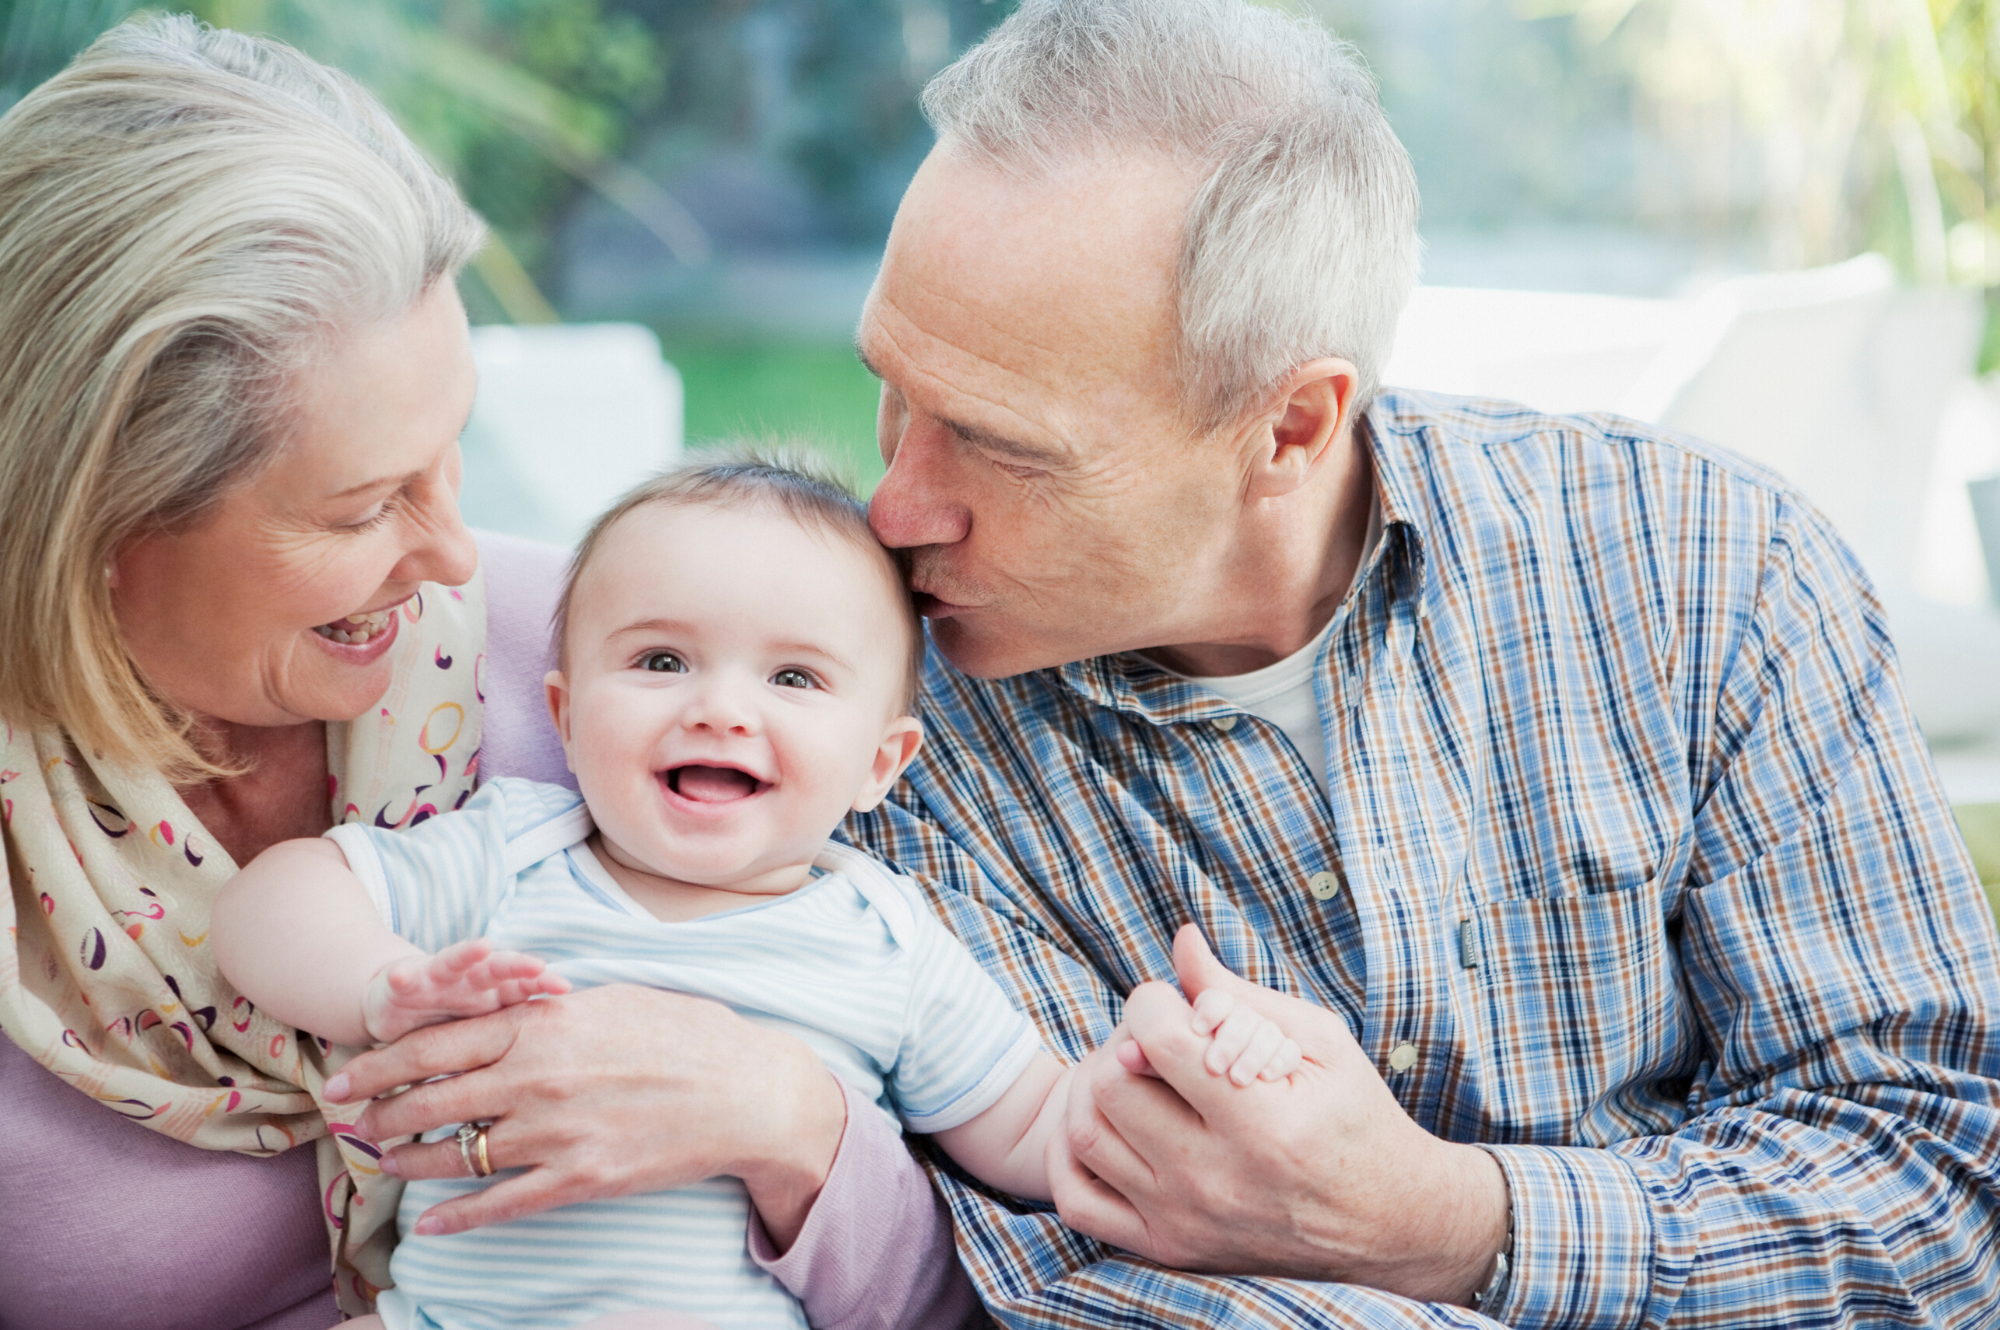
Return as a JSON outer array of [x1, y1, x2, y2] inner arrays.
[[543, 670, 577, 773], [852, 715, 925, 813]]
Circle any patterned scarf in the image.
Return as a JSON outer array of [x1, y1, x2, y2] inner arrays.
[[0, 571, 487, 1314]]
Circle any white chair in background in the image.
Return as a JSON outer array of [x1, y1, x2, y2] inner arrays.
[[1385, 256, 2000, 743], [458, 323, 685, 548]]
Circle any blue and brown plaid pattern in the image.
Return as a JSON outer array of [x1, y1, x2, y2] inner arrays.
[[845, 389, 2000, 1329]]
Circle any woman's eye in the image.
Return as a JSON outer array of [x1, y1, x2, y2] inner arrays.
[[770, 668, 817, 690], [639, 651, 686, 673]]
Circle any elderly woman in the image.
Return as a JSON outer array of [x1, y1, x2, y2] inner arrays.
[[0, 18, 973, 1330]]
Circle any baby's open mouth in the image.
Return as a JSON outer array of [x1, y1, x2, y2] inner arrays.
[[664, 765, 767, 803], [312, 605, 397, 646]]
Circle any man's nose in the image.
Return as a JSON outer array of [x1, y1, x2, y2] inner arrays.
[[868, 421, 970, 551]]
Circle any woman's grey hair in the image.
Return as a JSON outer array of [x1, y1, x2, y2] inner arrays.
[[920, 0, 1421, 431], [0, 15, 485, 778]]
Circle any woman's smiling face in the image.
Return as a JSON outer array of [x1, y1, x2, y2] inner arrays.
[[110, 282, 480, 732]]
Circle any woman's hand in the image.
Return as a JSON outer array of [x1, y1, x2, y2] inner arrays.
[[324, 984, 847, 1247]]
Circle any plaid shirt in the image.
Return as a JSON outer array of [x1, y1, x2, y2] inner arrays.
[[846, 389, 2000, 1329]]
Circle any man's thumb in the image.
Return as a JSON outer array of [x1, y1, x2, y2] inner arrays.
[[1172, 923, 1248, 1002]]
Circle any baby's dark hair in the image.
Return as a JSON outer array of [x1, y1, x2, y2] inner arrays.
[[553, 444, 926, 711]]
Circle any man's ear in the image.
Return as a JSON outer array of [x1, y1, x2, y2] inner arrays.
[[544, 669, 577, 774], [852, 715, 924, 813], [1243, 357, 1359, 501]]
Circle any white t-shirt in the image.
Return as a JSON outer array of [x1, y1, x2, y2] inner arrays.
[[1167, 496, 1383, 798]]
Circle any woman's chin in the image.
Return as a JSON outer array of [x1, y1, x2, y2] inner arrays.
[[286, 642, 400, 723]]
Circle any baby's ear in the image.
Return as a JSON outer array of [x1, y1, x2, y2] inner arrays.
[[853, 715, 924, 813], [543, 670, 577, 773]]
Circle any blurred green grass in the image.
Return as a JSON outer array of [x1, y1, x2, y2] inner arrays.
[[1954, 803, 2000, 923], [662, 338, 885, 492]]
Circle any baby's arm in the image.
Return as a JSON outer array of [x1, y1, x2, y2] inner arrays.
[[211, 838, 567, 1046], [934, 996, 1302, 1202]]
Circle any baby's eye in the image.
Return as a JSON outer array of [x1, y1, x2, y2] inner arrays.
[[639, 651, 686, 673], [770, 667, 817, 690]]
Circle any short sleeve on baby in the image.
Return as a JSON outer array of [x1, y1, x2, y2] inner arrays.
[[843, 864, 1042, 1134], [325, 777, 591, 953]]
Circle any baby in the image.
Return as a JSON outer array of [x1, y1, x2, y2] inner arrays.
[[213, 454, 1300, 1330]]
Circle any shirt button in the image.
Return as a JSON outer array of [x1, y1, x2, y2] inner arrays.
[[1308, 871, 1340, 900], [1388, 1042, 1419, 1072], [1212, 715, 1238, 732]]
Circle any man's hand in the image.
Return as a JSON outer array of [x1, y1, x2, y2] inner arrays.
[[1047, 925, 1510, 1305], [360, 939, 571, 1044], [323, 983, 846, 1249]]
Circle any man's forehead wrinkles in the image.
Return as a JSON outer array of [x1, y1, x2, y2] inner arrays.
[[903, 261, 1070, 371], [870, 293, 1082, 459]]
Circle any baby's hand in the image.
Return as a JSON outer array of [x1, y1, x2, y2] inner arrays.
[[361, 939, 571, 1044], [1188, 989, 1302, 1085], [1114, 990, 1303, 1086]]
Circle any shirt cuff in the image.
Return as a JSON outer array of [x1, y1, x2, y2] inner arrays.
[[746, 1077, 982, 1330], [1479, 1142, 1694, 1330]]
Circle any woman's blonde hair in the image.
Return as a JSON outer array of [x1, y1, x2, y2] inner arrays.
[[0, 16, 484, 780]]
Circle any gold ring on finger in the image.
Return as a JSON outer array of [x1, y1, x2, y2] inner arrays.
[[455, 1120, 495, 1178]]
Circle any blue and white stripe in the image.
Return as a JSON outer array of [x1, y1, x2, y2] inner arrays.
[[330, 777, 1041, 1330]]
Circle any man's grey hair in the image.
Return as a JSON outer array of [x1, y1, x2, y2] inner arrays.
[[921, 0, 1420, 431]]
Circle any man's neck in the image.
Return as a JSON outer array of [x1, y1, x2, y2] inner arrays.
[[1146, 428, 1378, 679]]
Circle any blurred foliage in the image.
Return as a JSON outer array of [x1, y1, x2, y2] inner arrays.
[[1521, 0, 1998, 288], [196, 0, 670, 310], [2, 0, 1014, 313], [1280, 0, 1644, 232], [2, 0, 668, 317]]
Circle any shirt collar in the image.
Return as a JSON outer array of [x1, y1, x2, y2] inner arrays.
[[1046, 394, 1433, 726]]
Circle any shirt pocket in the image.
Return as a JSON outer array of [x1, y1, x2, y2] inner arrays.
[[1469, 883, 1697, 1147]]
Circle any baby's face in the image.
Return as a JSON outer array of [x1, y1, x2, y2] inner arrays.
[[549, 501, 919, 896]]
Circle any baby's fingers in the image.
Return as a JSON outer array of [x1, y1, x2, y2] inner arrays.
[[428, 939, 497, 982], [477, 950, 551, 982], [1257, 1037, 1303, 1082], [1203, 1001, 1260, 1075], [1189, 988, 1235, 1036], [490, 972, 572, 1007], [1227, 1018, 1285, 1087]]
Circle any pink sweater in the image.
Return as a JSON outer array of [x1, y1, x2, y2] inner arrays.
[[0, 532, 977, 1330]]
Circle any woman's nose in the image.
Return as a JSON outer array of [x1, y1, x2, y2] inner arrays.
[[395, 443, 480, 588]]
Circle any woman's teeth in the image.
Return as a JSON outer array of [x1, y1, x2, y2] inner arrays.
[[313, 606, 395, 645]]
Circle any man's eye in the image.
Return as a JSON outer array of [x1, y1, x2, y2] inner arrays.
[[639, 652, 686, 673], [771, 668, 817, 690]]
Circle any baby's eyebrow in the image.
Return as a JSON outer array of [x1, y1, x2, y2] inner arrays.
[[773, 641, 854, 674], [610, 618, 693, 638]]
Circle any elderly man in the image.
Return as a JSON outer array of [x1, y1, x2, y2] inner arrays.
[[847, 0, 2000, 1326]]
